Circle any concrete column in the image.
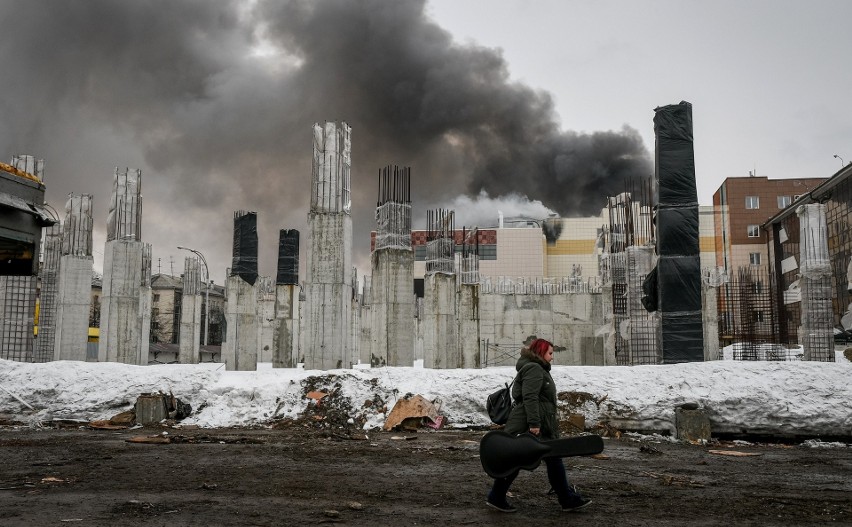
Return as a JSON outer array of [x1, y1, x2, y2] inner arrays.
[[273, 284, 299, 368], [358, 275, 373, 366], [701, 282, 720, 360], [798, 203, 834, 362], [457, 283, 480, 368], [54, 255, 94, 361], [258, 277, 275, 363], [423, 273, 458, 368], [100, 240, 151, 365], [178, 257, 202, 364], [223, 275, 259, 371], [36, 224, 61, 362], [304, 122, 353, 370], [626, 246, 660, 365], [370, 249, 415, 366], [178, 294, 202, 363], [54, 194, 94, 362]]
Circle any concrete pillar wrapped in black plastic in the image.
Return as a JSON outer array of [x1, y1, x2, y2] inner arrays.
[[276, 229, 299, 285], [654, 101, 703, 363], [232, 211, 258, 286]]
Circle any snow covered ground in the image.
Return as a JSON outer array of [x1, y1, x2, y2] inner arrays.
[[1, 349, 850, 439]]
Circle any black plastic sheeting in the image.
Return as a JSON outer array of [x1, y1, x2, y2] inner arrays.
[[655, 208, 699, 256], [232, 211, 258, 286], [655, 102, 697, 207], [653, 101, 703, 363], [660, 312, 705, 364], [641, 266, 658, 312], [276, 229, 299, 285], [657, 256, 702, 312]]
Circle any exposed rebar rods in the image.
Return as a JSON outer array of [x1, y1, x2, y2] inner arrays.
[[375, 166, 412, 251], [425, 209, 454, 275], [377, 165, 411, 206]]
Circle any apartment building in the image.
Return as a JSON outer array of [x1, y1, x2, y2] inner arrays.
[[713, 176, 825, 273]]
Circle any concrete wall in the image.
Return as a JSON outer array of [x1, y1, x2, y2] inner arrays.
[[54, 255, 93, 361], [479, 292, 603, 367]]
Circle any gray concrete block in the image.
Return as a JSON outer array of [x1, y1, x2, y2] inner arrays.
[[675, 406, 711, 441]]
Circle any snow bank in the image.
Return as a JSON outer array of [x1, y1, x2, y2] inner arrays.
[[1, 358, 850, 437]]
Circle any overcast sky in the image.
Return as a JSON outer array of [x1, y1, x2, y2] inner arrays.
[[2, 0, 850, 283]]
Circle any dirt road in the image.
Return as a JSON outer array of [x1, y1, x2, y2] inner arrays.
[[1, 424, 850, 526]]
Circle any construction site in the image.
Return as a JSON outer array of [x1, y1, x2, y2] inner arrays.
[[1, 104, 850, 527], [0, 102, 850, 371]]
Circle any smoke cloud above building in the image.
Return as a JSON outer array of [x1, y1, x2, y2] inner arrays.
[[0, 0, 651, 279]]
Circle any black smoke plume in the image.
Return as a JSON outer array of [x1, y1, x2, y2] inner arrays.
[[0, 0, 651, 278]]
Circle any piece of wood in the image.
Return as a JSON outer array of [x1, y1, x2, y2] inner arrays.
[[707, 449, 762, 457]]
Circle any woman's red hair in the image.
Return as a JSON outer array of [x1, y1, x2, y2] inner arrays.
[[528, 338, 553, 359]]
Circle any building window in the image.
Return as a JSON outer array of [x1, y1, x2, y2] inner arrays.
[[754, 311, 765, 323], [749, 252, 761, 265], [777, 195, 792, 209], [747, 225, 761, 238], [752, 280, 763, 294], [153, 294, 160, 302], [745, 196, 760, 209]]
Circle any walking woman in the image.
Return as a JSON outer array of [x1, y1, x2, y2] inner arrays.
[[486, 338, 592, 513]]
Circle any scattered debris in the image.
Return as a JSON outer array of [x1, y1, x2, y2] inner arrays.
[[346, 501, 363, 510], [323, 510, 340, 518], [708, 450, 762, 457], [590, 453, 610, 460], [383, 395, 443, 431], [559, 391, 608, 409], [88, 421, 128, 430], [592, 421, 622, 438], [640, 445, 664, 455], [559, 413, 585, 435], [126, 435, 171, 444], [199, 483, 217, 490]]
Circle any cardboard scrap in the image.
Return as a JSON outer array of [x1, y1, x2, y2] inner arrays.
[[306, 391, 327, 401], [383, 395, 443, 431]]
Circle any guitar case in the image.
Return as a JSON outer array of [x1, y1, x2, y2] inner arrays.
[[479, 430, 604, 478]]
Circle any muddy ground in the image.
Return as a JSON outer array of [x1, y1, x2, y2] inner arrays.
[[0, 423, 850, 527]]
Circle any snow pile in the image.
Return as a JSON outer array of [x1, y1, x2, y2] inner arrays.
[[1, 357, 850, 437]]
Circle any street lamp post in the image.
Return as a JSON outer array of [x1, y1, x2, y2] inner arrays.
[[177, 246, 210, 346], [835, 154, 846, 166]]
